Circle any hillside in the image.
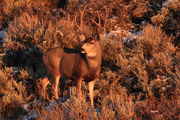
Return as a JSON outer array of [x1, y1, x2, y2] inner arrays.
[[0, 0, 179, 119]]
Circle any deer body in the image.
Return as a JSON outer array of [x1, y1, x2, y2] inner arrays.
[[41, 39, 102, 107]]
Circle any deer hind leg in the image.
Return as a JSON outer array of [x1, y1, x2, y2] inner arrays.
[[76, 78, 83, 99], [41, 77, 50, 98], [88, 80, 95, 107], [52, 75, 60, 99]]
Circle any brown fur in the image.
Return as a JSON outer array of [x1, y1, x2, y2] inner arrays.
[[41, 38, 102, 107]]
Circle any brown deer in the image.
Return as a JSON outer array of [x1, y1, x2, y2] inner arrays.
[[41, 35, 102, 107]]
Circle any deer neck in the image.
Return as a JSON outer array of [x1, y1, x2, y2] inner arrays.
[[85, 53, 101, 71]]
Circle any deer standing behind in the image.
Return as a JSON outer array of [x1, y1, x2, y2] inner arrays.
[[41, 35, 102, 107]]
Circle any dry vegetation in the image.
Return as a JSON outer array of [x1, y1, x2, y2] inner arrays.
[[0, 0, 179, 119]]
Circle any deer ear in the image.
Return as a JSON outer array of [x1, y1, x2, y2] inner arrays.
[[95, 34, 100, 41]]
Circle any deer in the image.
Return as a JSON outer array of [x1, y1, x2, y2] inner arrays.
[[41, 35, 102, 107]]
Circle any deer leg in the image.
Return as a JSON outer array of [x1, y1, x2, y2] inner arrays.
[[76, 78, 83, 99], [52, 75, 60, 99], [88, 80, 95, 107], [41, 77, 50, 98], [60, 78, 66, 97]]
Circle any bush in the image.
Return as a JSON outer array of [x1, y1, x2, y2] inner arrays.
[[0, 67, 28, 118], [0, 0, 179, 119]]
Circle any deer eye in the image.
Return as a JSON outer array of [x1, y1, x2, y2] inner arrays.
[[90, 42, 94, 44]]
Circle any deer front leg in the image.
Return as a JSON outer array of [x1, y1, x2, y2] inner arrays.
[[88, 80, 96, 107], [76, 78, 83, 99], [52, 75, 60, 99]]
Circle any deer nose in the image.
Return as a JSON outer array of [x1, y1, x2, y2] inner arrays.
[[81, 48, 86, 53]]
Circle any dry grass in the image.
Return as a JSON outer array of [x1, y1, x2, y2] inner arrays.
[[0, 0, 179, 119], [151, 0, 180, 46], [0, 67, 29, 118]]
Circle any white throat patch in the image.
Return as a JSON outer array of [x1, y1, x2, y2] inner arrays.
[[86, 52, 97, 57]]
